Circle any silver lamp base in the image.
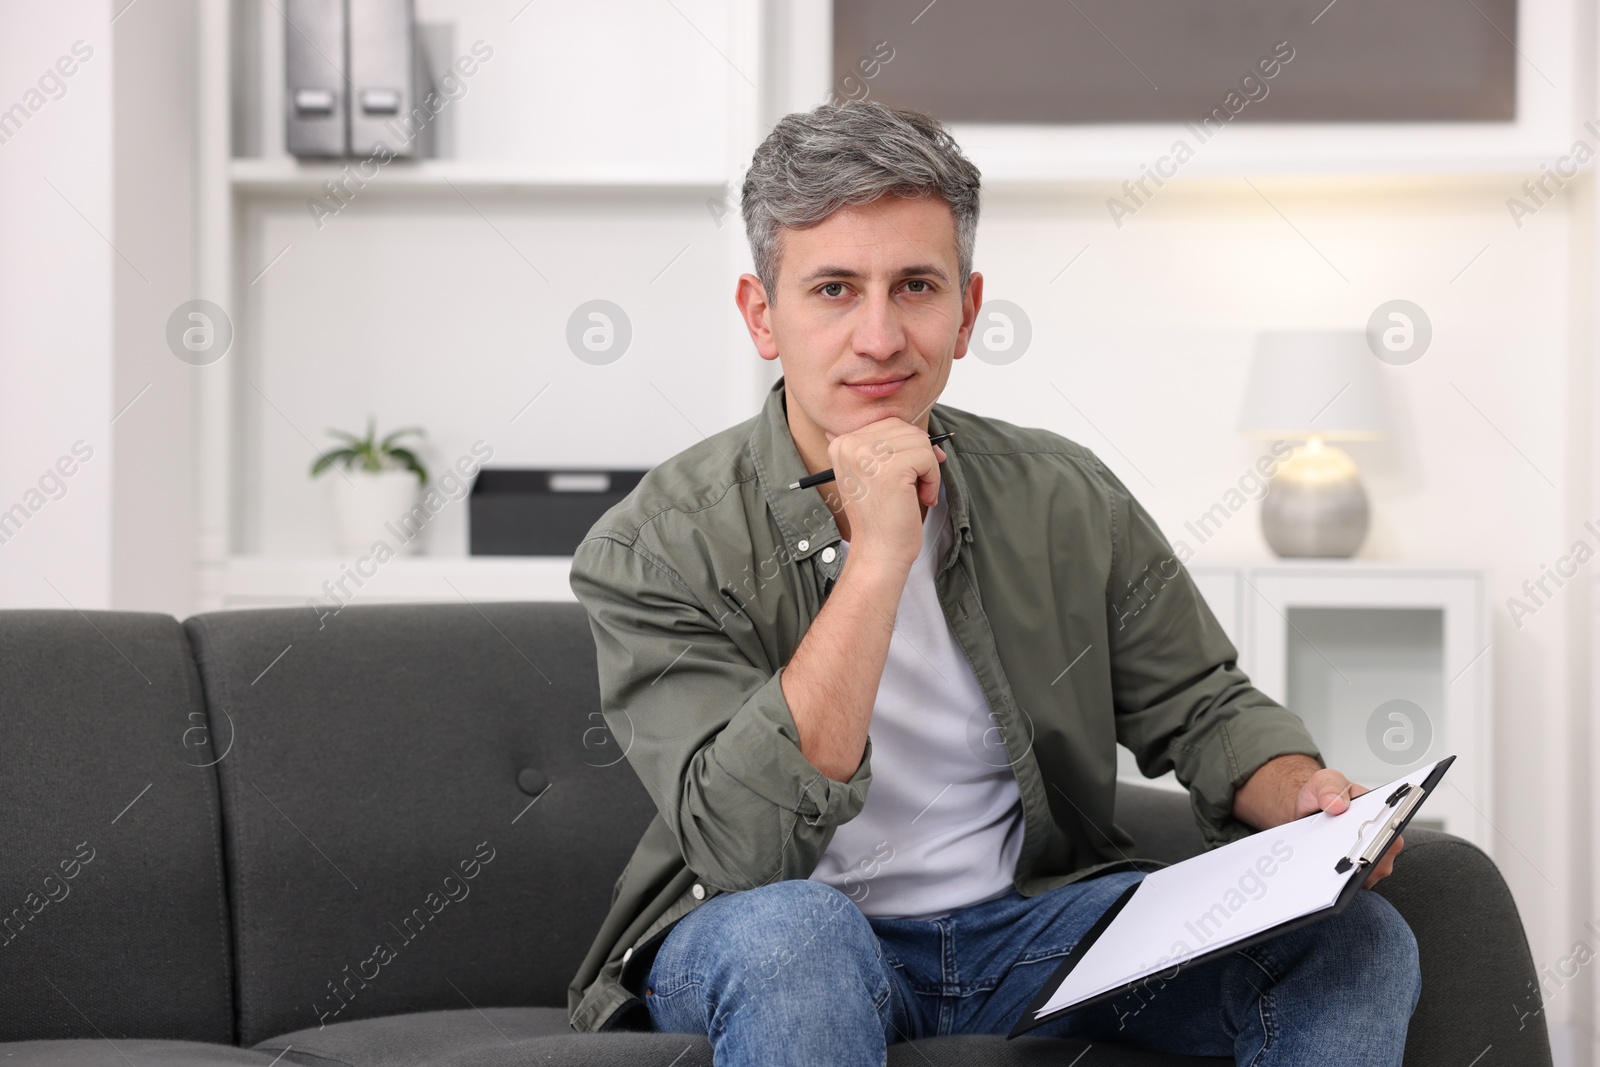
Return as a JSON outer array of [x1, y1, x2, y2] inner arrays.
[[1261, 440, 1370, 558]]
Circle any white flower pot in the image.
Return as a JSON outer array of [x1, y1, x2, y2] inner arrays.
[[329, 469, 422, 556]]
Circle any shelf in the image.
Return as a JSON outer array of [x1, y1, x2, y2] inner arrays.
[[223, 555, 576, 609], [953, 120, 1574, 187], [228, 157, 729, 196]]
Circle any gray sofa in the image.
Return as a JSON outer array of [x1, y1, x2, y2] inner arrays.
[[0, 602, 1552, 1066]]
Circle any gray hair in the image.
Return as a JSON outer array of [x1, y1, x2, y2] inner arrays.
[[740, 101, 981, 302]]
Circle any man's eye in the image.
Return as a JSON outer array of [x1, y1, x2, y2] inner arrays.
[[904, 280, 930, 293], [821, 283, 845, 297]]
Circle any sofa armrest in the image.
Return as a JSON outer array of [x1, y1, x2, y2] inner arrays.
[[1375, 827, 1552, 1066], [1116, 782, 1552, 1066]]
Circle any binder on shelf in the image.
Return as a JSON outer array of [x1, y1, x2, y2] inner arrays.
[[284, 0, 416, 159], [1010, 755, 1455, 1038], [285, 0, 346, 157], [348, 0, 416, 158]]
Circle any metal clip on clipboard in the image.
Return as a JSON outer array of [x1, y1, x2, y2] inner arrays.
[[1333, 781, 1428, 874]]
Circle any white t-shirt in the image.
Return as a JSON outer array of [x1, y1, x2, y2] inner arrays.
[[808, 482, 1026, 919]]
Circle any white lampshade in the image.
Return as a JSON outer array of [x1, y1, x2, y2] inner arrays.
[[1238, 330, 1388, 441]]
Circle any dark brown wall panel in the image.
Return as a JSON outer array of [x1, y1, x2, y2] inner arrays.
[[832, 0, 1517, 123]]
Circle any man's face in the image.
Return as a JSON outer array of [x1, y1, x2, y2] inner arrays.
[[737, 194, 982, 449]]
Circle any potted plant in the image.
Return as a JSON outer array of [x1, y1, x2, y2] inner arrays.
[[311, 418, 429, 555]]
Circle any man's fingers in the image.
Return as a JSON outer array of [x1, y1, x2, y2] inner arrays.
[[1316, 774, 1356, 814]]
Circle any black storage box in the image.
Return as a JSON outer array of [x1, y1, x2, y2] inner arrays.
[[469, 468, 647, 555]]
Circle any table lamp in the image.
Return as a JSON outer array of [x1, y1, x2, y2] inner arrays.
[[1238, 330, 1389, 558]]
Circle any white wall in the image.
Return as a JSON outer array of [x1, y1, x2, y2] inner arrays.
[[112, 0, 198, 618], [0, 3, 114, 609]]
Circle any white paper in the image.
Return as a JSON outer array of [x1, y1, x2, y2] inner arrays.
[[1032, 757, 1448, 1020]]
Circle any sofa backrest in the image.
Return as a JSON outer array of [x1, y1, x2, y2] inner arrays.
[[0, 611, 236, 1044], [1113, 781, 1207, 865], [184, 601, 657, 1046]]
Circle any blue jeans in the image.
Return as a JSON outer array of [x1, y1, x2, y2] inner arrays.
[[634, 871, 1421, 1066]]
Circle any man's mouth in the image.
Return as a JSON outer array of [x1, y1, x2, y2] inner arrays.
[[843, 374, 911, 398]]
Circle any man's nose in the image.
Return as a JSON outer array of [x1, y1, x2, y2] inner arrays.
[[852, 291, 906, 359]]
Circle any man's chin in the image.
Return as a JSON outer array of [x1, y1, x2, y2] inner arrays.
[[832, 398, 931, 435]]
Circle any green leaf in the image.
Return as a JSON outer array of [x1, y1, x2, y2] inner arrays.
[[379, 426, 425, 451], [386, 446, 429, 485], [315, 419, 433, 484], [310, 447, 359, 477]]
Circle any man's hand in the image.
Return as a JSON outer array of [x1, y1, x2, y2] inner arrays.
[[823, 417, 946, 568], [1232, 754, 1403, 890]]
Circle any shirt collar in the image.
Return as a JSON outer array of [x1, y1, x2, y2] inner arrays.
[[749, 374, 973, 563]]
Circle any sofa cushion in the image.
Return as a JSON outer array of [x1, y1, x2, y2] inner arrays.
[[256, 1006, 1225, 1066], [184, 603, 658, 1046], [0, 611, 234, 1044], [0, 1041, 287, 1066], [259, 1007, 708, 1067]]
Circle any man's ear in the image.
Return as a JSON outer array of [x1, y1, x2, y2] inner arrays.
[[735, 273, 780, 362], [952, 271, 984, 360]]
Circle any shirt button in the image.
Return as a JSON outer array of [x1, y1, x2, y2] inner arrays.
[[821, 546, 836, 563], [622, 947, 633, 963], [692, 883, 706, 900], [797, 539, 810, 552]]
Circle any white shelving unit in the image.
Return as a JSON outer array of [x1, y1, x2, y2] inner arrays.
[[200, 0, 1581, 610], [200, 1, 773, 610], [1119, 560, 1491, 859]]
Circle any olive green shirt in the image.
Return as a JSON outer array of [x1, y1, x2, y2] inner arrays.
[[565, 375, 1322, 1033]]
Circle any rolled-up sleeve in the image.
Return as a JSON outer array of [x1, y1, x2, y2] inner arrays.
[[1091, 455, 1324, 848], [570, 532, 872, 890]]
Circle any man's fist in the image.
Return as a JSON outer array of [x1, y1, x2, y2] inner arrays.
[[822, 418, 947, 569]]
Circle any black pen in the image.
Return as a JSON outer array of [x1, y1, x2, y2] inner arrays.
[[787, 432, 955, 491]]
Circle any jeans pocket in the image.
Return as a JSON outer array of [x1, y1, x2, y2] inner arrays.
[[645, 978, 707, 1035], [872, 970, 893, 1013]]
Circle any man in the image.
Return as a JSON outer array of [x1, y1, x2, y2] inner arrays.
[[565, 101, 1417, 1066]]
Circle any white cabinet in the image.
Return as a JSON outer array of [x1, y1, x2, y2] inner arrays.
[[1119, 561, 1491, 858]]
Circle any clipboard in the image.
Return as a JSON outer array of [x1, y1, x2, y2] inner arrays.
[[1009, 755, 1455, 1039]]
